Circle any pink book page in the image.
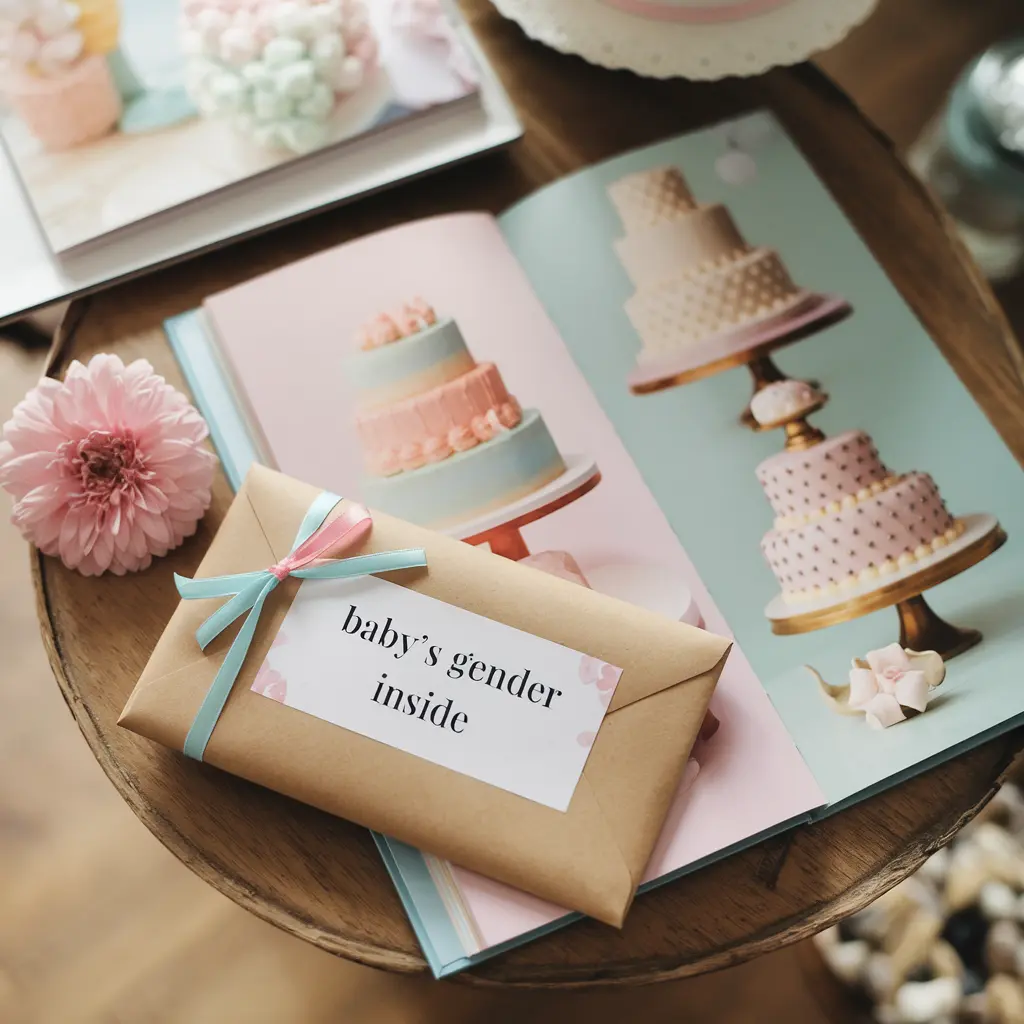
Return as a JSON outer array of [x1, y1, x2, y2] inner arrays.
[[204, 211, 825, 950]]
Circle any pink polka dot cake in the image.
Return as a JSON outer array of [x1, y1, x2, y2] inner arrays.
[[757, 430, 965, 603]]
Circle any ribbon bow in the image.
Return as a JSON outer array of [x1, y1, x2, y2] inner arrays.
[[175, 490, 427, 761]]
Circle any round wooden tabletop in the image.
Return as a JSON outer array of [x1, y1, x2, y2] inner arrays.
[[34, 1, 1024, 989]]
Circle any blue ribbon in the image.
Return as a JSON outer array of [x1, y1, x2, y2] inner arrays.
[[175, 490, 427, 761]]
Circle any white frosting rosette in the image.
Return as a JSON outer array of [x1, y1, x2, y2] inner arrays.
[[181, 0, 378, 154], [0, 0, 84, 77]]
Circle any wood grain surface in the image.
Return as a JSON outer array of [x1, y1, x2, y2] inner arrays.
[[33, 0, 1024, 988]]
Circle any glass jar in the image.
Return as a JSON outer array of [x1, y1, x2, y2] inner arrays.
[[908, 42, 1024, 282]]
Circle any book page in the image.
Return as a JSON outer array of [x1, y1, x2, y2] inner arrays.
[[498, 111, 1024, 814]]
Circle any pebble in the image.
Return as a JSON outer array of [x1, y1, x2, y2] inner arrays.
[[929, 938, 965, 981], [963, 968, 987, 996], [846, 904, 892, 943], [943, 906, 991, 973], [893, 976, 962, 1023], [947, 855, 991, 912], [959, 992, 990, 1023], [987, 920, 1022, 975], [987, 974, 1024, 1024], [918, 847, 951, 885], [819, 938, 870, 985], [983, 881, 1020, 921], [865, 952, 896, 1001]]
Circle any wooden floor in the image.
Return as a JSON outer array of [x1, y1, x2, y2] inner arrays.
[[5, 1, 1024, 1019]]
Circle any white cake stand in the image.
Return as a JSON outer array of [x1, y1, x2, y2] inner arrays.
[[765, 513, 1007, 659], [586, 564, 703, 627], [447, 453, 601, 559]]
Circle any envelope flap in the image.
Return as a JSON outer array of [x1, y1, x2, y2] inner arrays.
[[135, 472, 282, 691], [244, 463, 326, 562]]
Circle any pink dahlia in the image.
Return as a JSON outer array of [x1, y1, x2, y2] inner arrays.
[[0, 354, 217, 576]]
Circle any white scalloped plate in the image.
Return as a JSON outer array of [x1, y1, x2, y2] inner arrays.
[[492, 0, 879, 80]]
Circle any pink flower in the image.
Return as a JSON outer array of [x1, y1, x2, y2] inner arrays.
[[252, 664, 287, 703], [579, 654, 621, 706], [848, 643, 939, 729], [0, 354, 217, 576]]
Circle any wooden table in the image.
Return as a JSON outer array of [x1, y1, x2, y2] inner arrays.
[[35, 1, 1024, 989]]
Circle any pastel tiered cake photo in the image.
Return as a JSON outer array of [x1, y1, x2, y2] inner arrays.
[[607, 166, 849, 391], [349, 300, 568, 529], [756, 427, 965, 604]]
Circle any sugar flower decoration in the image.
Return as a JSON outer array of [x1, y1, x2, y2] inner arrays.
[[808, 643, 946, 729], [0, 355, 217, 576]]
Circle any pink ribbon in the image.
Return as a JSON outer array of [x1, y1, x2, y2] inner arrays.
[[268, 502, 372, 580]]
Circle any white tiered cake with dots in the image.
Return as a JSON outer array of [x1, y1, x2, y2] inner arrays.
[[608, 166, 818, 365]]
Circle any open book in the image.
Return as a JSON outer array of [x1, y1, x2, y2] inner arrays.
[[164, 112, 1024, 977]]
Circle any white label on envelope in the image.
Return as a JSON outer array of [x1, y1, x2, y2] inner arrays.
[[251, 575, 622, 811]]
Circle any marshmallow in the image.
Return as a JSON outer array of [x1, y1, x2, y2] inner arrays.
[[262, 35, 304, 67], [0, 0, 34, 22], [195, 7, 231, 48], [208, 71, 246, 113], [296, 80, 333, 119], [253, 88, 293, 121], [309, 2, 343, 37], [275, 58, 316, 99], [271, 1, 314, 40], [180, 28, 207, 58], [34, 0, 77, 36], [278, 115, 327, 153], [35, 28, 81, 73], [184, 0, 375, 154], [218, 25, 259, 66], [310, 31, 343, 73], [332, 53, 363, 92], [241, 59, 273, 90]]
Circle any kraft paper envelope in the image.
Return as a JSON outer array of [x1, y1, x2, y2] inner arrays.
[[120, 465, 732, 927]]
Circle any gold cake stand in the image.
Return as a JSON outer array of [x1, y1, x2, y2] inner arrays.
[[765, 514, 1007, 659], [628, 294, 852, 430], [758, 402, 1007, 659]]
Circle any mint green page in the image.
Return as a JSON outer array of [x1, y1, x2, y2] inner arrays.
[[498, 112, 1024, 807]]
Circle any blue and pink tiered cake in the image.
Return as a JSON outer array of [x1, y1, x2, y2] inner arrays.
[[350, 300, 566, 528]]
